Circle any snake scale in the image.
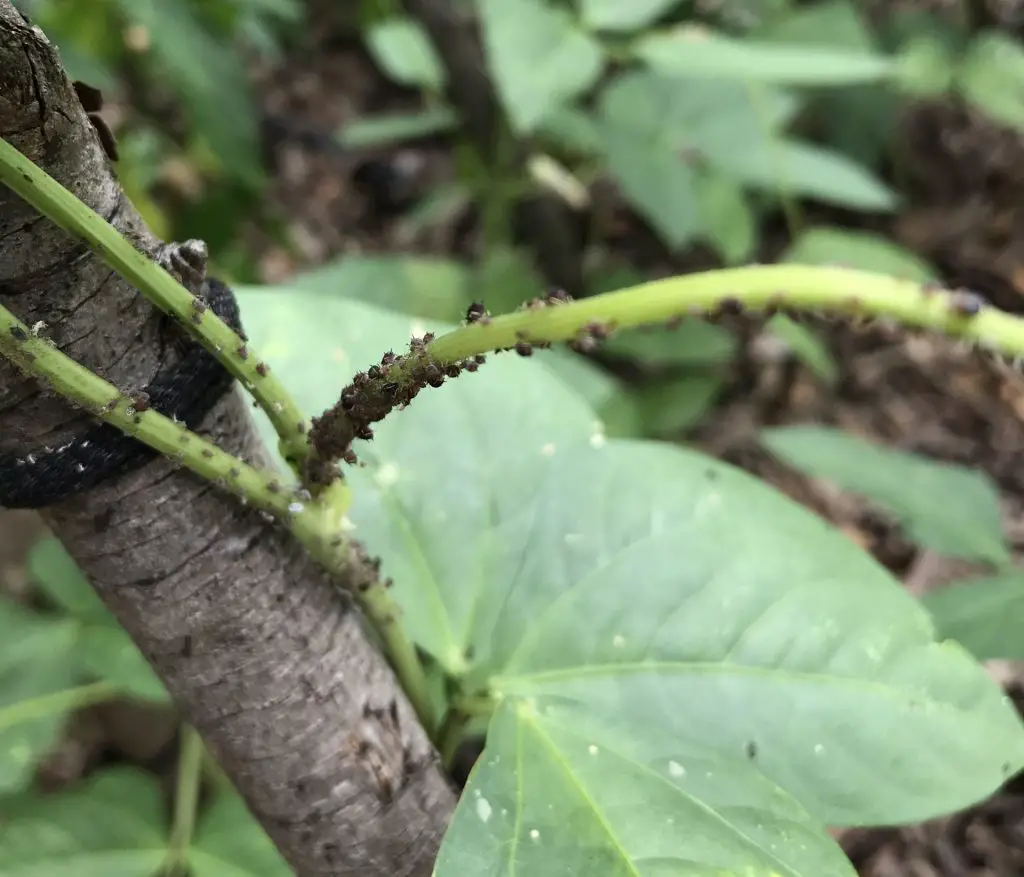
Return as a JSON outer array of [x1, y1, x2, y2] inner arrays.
[[0, 276, 242, 509]]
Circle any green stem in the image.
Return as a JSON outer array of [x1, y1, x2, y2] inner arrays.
[[0, 303, 430, 732], [163, 726, 206, 876], [426, 266, 1024, 363], [0, 136, 310, 475], [361, 583, 435, 736], [451, 693, 496, 719], [0, 681, 117, 730], [0, 303, 340, 549]]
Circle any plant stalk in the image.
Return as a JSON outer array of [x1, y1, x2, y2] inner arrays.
[[0, 135, 312, 476]]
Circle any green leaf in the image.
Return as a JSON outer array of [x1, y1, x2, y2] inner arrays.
[[601, 320, 737, 367], [957, 31, 1024, 133], [438, 700, 854, 877], [393, 182, 472, 240], [287, 255, 471, 322], [580, 0, 680, 31], [922, 571, 1024, 661], [336, 107, 459, 149], [233, 291, 602, 668], [600, 69, 800, 159], [714, 139, 897, 211], [634, 374, 725, 436], [596, 70, 893, 215], [762, 426, 1010, 565], [766, 315, 838, 386], [599, 122, 700, 248], [365, 18, 445, 90], [782, 226, 936, 281], [0, 768, 169, 876], [27, 539, 168, 703], [538, 350, 643, 439], [476, 246, 544, 315], [0, 600, 80, 794], [111, 0, 263, 186], [235, 292, 1024, 876], [537, 106, 603, 154], [895, 34, 956, 97], [27, 536, 108, 620], [596, 71, 792, 248], [754, 0, 900, 166], [636, 25, 895, 86], [757, 0, 874, 49], [694, 170, 757, 264], [435, 440, 1024, 877], [189, 789, 291, 877], [478, 0, 604, 133]]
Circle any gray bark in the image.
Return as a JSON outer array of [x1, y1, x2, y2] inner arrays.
[[0, 6, 456, 875]]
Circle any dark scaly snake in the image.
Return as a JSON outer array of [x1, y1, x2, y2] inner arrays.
[[0, 277, 242, 509]]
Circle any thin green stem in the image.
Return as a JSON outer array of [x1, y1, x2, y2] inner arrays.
[[0, 303, 336, 548], [0, 303, 429, 731], [451, 693, 496, 719], [424, 266, 1024, 364], [163, 726, 206, 876], [0, 136, 310, 475], [361, 584, 435, 736], [202, 747, 234, 791], [0, 681, 117, 730]]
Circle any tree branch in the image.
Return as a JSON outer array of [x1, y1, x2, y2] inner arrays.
[[0, 6, 455, 876]]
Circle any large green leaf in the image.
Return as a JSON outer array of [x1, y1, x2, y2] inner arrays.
[[601, 320, 737, 367], [234, 290, 600, 667], [713, 140, 897, 211], [599, 122, 700, 248], [189, 789, 292, 877], [0, 600, 79, 795], [595, 70, 894, 216], [762, 426, 1010, 565], [285, 255, 471, 322], [0, 768, 169, 876], [596, 70, 790, 249], [236, 291, 1024, 877], [438, 701, 855, 877], [436, 440, 1024, 874], [27, 539, 168, 703], [599, 70, 800, 160], [580, 0, 681, 31], [477, 0, 604, 132], [922, 571, 1024, 661], [633, 374, 725, 436], [782, 226, 935, 281], [636, 25, 895, 85]]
